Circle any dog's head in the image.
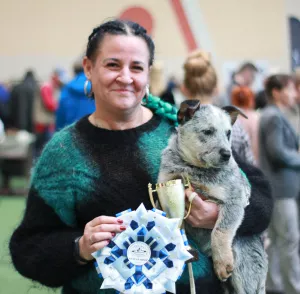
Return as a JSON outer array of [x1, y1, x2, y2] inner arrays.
[[176, 100, 247, 168]]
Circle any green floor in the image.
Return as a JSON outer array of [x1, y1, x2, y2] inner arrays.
[[0, 195, 60, 294]]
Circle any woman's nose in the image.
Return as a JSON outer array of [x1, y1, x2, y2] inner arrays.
[[116, 69, 133, 84]]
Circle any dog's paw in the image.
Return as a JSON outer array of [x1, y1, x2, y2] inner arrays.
[[213, 255, 234, 282]]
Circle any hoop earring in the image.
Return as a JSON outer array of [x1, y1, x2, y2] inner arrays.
[[142, 85, 150, 105], [84, 80, 93, 98]]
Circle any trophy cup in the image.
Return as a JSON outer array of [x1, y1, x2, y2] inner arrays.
[[148, 175, 198, 294], [148, 177, 192, 228]]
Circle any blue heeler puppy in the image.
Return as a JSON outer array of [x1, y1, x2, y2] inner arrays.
[[158, 100, 268, 294]]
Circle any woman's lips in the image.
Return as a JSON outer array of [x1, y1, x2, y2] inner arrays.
[[113, 89, 133, 93]]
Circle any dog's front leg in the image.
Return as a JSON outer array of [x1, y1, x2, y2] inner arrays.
[[211, 203, 245, 282], [157, 172, 178, 183], [157, 170, 188, 183]]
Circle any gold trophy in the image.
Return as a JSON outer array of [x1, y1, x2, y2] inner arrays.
[[148, 177, 192, 227], [148, 175, 197, 294]]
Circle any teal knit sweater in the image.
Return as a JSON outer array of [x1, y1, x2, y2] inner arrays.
[[10, 97, 272, 293], [9, 110, 218, 293]]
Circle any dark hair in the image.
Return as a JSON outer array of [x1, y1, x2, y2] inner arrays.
[[23, 70, 38, 90], [86, 19, 155, 66], [265, 74, 293, 98], [23, 70, 35, 80], [73, 63, 84, 75], [238, 62, 258, 74]]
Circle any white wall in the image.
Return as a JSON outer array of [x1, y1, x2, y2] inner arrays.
[[286, 0, 300, 18], [0, 0, 293, 87]]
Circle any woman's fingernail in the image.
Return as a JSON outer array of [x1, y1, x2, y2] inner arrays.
[[120, 226, 126, 231], [106, 240, 110, 245], [112, 233, 116, 237], [117, 219, 123, 224]]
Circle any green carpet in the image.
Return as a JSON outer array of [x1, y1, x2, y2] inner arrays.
[[0, 196, 60, 294]]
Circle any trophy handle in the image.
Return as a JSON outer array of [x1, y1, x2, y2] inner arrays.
[[184, 202, 192, 219], [182, 174, 192, 219], [148, 183, 157, 209], [182, 174, 192, 190]]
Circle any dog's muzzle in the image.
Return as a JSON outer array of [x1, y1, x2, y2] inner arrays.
[[219, 149, 231, 162]]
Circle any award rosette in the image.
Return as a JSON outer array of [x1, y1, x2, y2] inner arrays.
[[92, 203, 193, 293]]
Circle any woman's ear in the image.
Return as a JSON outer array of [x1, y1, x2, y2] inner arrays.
[[83, 57, 92, 80]]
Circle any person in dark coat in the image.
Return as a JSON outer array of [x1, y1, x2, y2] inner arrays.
[[8, 70, 38, 132], [0, 70, 38, 195], [259, 74, 300, 294]]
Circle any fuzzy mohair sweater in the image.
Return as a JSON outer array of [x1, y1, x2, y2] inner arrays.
[[10, 112, 272, 294]]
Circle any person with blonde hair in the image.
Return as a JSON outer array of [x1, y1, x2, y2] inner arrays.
[[181, 49, 255, 164], [182, 50, 218, 103]]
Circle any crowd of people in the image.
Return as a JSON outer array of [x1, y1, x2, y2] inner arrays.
[[0, 62, 95, 193], [0, 18, 299, 294]]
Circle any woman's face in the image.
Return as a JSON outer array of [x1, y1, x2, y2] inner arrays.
[[279, 80, 297, 107], [84, 34, 150, 113]]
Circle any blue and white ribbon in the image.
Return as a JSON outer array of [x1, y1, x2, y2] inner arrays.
[[92, 203, 192, 294]]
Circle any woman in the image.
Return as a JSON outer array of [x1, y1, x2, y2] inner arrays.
[[259, 74, 300, 294], [231, 86, 260, 163], [10, 20, 272, 294]]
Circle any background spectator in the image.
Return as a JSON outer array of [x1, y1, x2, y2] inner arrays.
[[232, 86, 260, 163], [55, 60, 95, 131]]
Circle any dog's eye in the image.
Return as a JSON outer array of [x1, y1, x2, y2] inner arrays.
[[202, 129, 214, 136], [226, 130, 231, 140]]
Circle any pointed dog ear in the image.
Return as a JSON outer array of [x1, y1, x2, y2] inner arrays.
[[222, 106, 248, 125], [177, 100, 201, 125]]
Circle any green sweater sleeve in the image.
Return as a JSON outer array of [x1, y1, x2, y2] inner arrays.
[[9, 129, 91, 287]]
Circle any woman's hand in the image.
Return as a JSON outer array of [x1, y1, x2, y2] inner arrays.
[[79, 216, 126, 261], [185, 190, 219, 229]]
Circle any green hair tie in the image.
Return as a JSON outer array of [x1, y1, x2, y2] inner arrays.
[[143, 94, 178, 126]]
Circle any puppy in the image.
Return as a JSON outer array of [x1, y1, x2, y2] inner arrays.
[[158, 100, 267, 294]]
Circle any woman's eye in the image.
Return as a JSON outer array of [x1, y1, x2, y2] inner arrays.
[[107, 63, 119, 68], [203, 129, 213, 136], [132, 66, 143, 71], [226, 130, 231, 140]]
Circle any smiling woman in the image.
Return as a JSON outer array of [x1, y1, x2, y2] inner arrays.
[[83, 20, 154, 130], [84, 34, 151, 123], [9, 19, 272, 294]]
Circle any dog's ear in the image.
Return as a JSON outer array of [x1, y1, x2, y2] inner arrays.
[[177, 100, 201, 124], [222, 106, 248, 125]]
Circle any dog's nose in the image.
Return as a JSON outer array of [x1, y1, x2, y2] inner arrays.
[[220, 149, 231, 161]]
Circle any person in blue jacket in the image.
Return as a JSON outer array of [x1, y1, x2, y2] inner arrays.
[[55, 62, 95, 131]]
